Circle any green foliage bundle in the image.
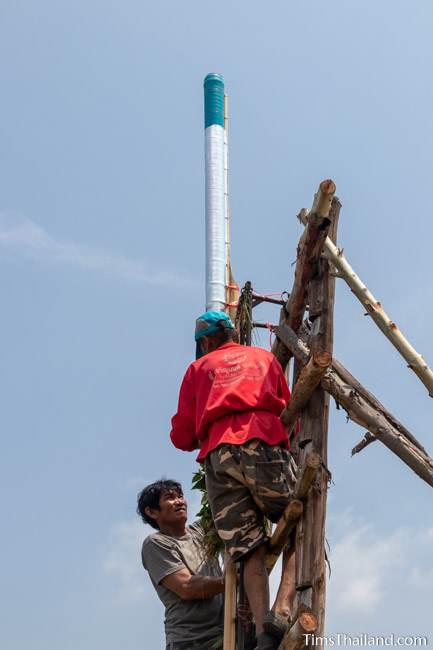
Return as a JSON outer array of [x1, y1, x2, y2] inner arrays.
[[191, 467, 224, 559]]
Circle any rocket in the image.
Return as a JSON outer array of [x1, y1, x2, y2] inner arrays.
[[204, 73, 226, 312], [203, 73, 238, 318]]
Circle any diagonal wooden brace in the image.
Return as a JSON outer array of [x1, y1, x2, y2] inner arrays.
[[274, 323, 433, 489], [266, 499, 303, 571], [281, 352, 332, 432]]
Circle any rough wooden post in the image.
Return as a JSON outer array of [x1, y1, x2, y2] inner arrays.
[[295, 197, 341, 640], [223, 556, 237, 650], [272, 180, 336, 370]]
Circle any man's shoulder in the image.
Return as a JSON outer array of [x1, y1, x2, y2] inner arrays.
[[188, 520, 205, 540], [246, 344, 277, 366], [249, 344, 274, 357], [142, 522, 203, 550], [141, 530, 175, 562]]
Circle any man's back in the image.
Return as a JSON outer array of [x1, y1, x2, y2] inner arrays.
[[171, 342, 291, 460]]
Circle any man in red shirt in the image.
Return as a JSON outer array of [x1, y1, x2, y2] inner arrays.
[[170, 311, 297, 650]]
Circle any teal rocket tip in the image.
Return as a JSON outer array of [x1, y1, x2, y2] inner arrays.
[[204, 73, 225, 129]]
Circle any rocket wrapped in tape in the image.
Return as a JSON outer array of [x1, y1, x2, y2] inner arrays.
[[204, 73, 239, 317], [204, 73, 226, 312]]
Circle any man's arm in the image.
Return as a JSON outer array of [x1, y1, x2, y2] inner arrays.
[[170, 367, 199, 451], [162, 568, 224, 601]]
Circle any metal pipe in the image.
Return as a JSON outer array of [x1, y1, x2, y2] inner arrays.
[[204, 73, 226, 311]]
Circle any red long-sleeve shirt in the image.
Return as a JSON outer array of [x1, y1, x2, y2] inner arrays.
[[170, 342, 291, 462]]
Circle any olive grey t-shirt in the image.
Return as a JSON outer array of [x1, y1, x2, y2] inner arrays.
[[141, 522, 224, 645]]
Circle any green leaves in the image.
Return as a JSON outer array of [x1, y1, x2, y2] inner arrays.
[[191, 466, 223, 558]]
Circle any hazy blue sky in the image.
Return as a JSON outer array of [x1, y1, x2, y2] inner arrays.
[[1, 2, 433, 648]]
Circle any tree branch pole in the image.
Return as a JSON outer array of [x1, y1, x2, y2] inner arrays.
[[266, 500, 303, 571], [279, 610, 318, 650], [298, 210, 433, 397], [293, 196, 340, 640], [266, 452, 321, 573], [332, 357, 427, 454], [274, 322, 433, 489], [281, 352, 332, 431], [272, 180, 336, 369], [351, 432, 377, 456], [294, 451, 322, 499]]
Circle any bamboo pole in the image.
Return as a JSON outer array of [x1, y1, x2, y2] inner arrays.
[[223, 92, 240, 323], [298, 210, 433, 397], [223, 556, 237, 650], [274, 323, 433, 489]]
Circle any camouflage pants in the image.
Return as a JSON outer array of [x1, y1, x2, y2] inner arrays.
[[204, 439, 297, 561]]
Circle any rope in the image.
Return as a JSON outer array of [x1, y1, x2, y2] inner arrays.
[[263, 322, 274, 349]]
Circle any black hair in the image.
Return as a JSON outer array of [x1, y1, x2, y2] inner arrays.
[[196, 320, 239, 359], [136, 479, 183, 529], [209, 321, 239, 346]]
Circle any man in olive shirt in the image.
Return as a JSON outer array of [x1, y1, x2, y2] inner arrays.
[[137, 479, 224, 650]]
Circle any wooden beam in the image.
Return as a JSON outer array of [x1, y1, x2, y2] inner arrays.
[[264, 455, 321, 573], [252, 292, 286, 306], [281, 352, 331, 431], [351, 432, 377, 456], [311, 179, 337, 218], [274, 323, 433, 489], [266, 500, 303, 571], [294, 197, 340, 638], [226, 261, 240, 325], [333, 358, 427, 454], [322, 371, 433, 487], [272, 180, 336, 369], [294, 451, 321, 500], [279, 610, 318, 650], [298, 208, 433, 397]]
